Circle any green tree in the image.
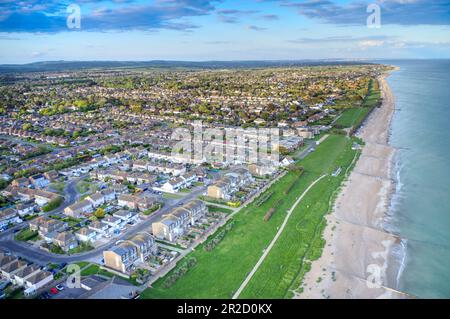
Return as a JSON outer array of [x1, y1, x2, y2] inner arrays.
[[94, 208, 105, 219]]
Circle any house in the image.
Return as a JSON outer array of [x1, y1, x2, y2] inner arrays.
[[29, 174, 50, 188], [103, 215, 122, 231], [127, 232, 157, 262], [181, 200, 207, 224], [103, 242, 138, 273], [85, 192, 105, 208], [33, 189, 60, 206], [43, 170, 59, 182], [0, 255, 17, 269], [280, 156, 295, 167], [16, 202, 36, 217], [117, 194, 156, 212], [0, 208, 21, 229], [161, 177, 185, 193], [64, 199, 94, 218], [23, 270, 54, 296], [88, 221, 110, 237], [100, 188, 116, 202], [151, 215, 182, 242], [75, 227, 98, 243], [113, 210, 139, 224], [248, 163, 277, 177], [11, 177, 30, 188], [0, 259, 28, 280], [207, 178, 233, 200], [53, 232, 78, 252], [13, 264, 41, 286], [152, 200, 207, 242], [36, 218, 66, 235]]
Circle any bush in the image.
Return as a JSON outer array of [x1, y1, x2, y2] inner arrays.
[[162, 257, 197, 289], [42, 196, 63, 212]]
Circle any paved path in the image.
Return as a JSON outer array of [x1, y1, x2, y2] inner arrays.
[[232, 174, 328, 299]]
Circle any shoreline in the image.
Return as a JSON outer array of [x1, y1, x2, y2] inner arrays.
[[296, 70, 411, 299]]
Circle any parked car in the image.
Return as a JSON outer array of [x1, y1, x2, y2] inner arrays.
[[55, 284, 64, 291], [50, 287, 59, 295]]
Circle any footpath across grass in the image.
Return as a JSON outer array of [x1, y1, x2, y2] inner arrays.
[[141, 134, 358, 299]]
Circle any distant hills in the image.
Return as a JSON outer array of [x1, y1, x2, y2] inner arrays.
[[0, 60, 374, 73]]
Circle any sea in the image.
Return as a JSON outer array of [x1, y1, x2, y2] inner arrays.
[[382, 59, 450, 298]]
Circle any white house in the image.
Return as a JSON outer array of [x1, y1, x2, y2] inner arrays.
[[75, 227, 98, 243], [23, 271, 54, 296], [85, 192, 105, 208]]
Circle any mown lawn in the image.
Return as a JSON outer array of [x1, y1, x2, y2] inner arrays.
[[141, 134, 357, 299], [239, 138, 357, 298], [334, 107, 370, 128], [334, 78, 381, 129]]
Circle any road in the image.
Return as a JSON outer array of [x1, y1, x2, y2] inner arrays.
[[0, 185, 207, 265]]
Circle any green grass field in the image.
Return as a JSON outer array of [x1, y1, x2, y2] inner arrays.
[[141, 134, 358, 299], [334, 78, 381, 129], [334, 107, 371, 128]]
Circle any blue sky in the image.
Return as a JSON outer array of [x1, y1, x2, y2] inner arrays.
[[0, 0, 449, 63]]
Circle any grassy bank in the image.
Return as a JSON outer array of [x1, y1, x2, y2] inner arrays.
[[334, 78, 381, 130], [141, 134, 358, 299]]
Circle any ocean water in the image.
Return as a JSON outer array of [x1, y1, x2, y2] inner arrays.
[[384, 60, 450, 298]]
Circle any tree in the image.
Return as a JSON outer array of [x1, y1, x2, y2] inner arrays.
[[94, 208, 105, 219]]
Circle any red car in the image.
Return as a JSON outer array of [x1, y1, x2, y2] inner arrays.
[[50, 287, 59, 295]]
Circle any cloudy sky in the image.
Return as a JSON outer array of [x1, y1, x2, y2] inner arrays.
[[0, 0, 449, 63]]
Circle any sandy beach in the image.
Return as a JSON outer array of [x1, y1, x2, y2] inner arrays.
[[297, 71, 411, 299]]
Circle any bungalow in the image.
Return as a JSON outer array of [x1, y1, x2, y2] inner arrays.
[[64, 199, 94, 218]]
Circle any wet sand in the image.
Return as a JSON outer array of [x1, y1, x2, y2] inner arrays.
[[296, 72, 411, 299]]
